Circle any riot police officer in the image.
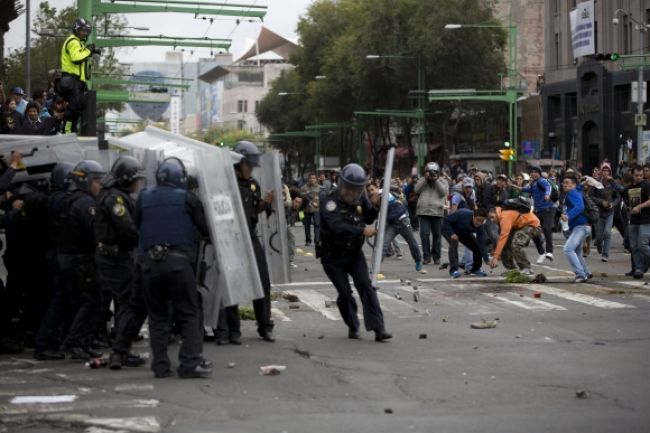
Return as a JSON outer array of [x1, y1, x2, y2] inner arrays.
[[318, 163, 392, 342], [225, 140, 275, 343], [58, 160, 106, 360], [94, 156, 146, 368], [33, 162, 74, 360], [136, 157, 212, 378]]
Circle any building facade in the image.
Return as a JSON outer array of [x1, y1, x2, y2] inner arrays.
[[542, 0, 650, 171]]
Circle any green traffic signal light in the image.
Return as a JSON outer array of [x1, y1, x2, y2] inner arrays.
[[611, 52, 620, 61]]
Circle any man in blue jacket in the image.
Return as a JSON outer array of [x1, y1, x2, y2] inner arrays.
[[514, 166, 555, 264], [561, 175, 591, 283], [441, 208, 489, 279]]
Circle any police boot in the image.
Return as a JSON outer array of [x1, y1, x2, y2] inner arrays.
[[348, 328, 360, 339], [125, 352, 146, 367], [260, 331, 275, 343], [109, 352, 125, 370], [64, 346, 92, 361], [178, 364, 213, 379], [374, 328, 393, 342]]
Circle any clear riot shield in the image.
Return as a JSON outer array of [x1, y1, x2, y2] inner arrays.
[[370, 146, 396, 286], [83, 148, 121, 171], [254, 152, 291, 285], [194, 147, 265, 308]]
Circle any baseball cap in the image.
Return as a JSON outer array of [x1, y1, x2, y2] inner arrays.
[[12, 87, 25, 95], [496, 174, 508, 180], [462, 177, 475, 188]]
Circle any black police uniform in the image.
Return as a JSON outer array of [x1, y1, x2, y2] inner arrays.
[[58, 189, 102, 354], [34, 188, 73, 356], [318, 189, 386, 334], [94, 186, 139, 337], [235, 176, 274, 338], [136, 185, 209, 376]]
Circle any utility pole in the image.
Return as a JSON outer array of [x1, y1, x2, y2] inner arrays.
[[25, 0, 30, 96], [638, 28, 645, 164]]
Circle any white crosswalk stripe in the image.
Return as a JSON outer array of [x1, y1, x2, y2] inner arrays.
[[526, 285, 636, 309], [483, 292, 567, 311], [283, 289, 340, 321]]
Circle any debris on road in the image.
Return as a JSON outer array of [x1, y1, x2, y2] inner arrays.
[[282, 293, 300, 302], [533, 292, 542, 298], [394, 293, 402, 300], [418, 333, 427, 339], [384, 408, 393, 414], [85, 358, 107, 369], [442, 316, 448, 323], [227, 362, 236, 369], [575, 389, 590, 399], [504, 269, 531, 283], [324, 300, 336, 308], [318, 335, 324, 340], [377, 273, 385, 280], [288, 304, 300, 310], [470, 319, 498, 329], [531, 273, 547, 284], [259, 365, 286, 376], [413, 291, 420, 302]]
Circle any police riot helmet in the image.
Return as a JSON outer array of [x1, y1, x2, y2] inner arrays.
[[110, 156, 145, 188], [156, 157, 187, 188], [70, 160, 106, 192], [233, 140, 261, 167], [339, 163, 367, 204], [425, 162, 440, 176], [72, 18, 92, 36], [51, 162, 75, 191]]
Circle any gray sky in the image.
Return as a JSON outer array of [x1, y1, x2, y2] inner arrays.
[[4, 0, 312, 63]]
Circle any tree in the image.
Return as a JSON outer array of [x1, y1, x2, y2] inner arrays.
[[1, 1, 127, 112], [256, 0, 509, 172]]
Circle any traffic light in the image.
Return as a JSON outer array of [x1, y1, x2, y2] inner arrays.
[[499, 149, 515, 161], [595, 53, 620, 61], [504, 133, 511, 148]]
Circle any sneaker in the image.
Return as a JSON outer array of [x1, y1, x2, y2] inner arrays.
[[536, 254, 546, 264], [545, 253, 554, 262], [521, 268, 535, 276], [450, 271, 461, 279], [470, 269, 488, 277], [601, 256, 608, 262], [574, 276, 587, 283], [290, 261, 298, 269], [396, 254, 404, 260], [415, 262, 423, 272], [423, 258, 432, 265], [586, 273, 593, 280], [633, 271, 644, 279]]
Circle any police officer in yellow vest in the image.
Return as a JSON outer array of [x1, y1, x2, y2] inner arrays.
[[59, 18, 101, 133]]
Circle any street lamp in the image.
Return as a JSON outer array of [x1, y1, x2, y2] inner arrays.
[[366, 54, 426, 172], [315, 75, 327, 80], [444, 19, 518, 176], [613, 9, 648, 163], [277, 92, 304, 96]]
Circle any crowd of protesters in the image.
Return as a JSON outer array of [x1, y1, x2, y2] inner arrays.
[[0, 81, 66, 136]]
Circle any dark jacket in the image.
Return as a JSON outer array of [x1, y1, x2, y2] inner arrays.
[[589, 181, 621, 217]]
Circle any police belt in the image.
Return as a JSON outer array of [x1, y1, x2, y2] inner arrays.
[[318, 237, 363, 258], [146, 245, 192, 262], [61, 72, 81, 79]]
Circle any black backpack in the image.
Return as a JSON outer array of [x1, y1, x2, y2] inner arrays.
[[582, 192, 600, 224], [501, 197, 533, 214]]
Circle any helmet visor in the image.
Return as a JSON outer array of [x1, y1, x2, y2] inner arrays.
[[340, 181, 365, 205], [245, 154, 260, 167]]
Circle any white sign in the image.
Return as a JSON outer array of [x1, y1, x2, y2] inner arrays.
[[631, 81, 648, 103], [570, 0, 595, 58], [170, 95, 180, 135], [127, 92, 171, 103]]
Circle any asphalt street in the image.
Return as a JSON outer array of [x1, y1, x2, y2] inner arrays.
[[1, 225, 649, 433]]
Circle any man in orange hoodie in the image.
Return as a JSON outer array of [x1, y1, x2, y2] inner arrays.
[[488, 199, 542, 275]]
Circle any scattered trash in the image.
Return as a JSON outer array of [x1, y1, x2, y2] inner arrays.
[[296, 248, 304, 254], [519, 293, 525, 297], [413, 308, 419, 313], [377, 273, 385, 280], [533, 292, 542, 298], [227, 362, 236, 369], [85, 358, 107, 369], [575, 389, 589, 399], [600, 273, 608, 278], [394, 293, 402, 300], [515, 335, 521, 339], [418, 333, 427, 339], [288, 304, 300, 310], [282, 293, 300, 302], [406, 281, 412, 286], [420, 269, 428, 274], [473, 346, 479, 350], [324, 300, 336, 308], [442, 316, 448, 323], [413, 292, 420, 302], [304, 252, 314, 257], [593, 341, 606, 346], [531, 273, 547, 284], [259, 365, 286, 376], [304, 268, 309, 272], [470, 319, 498, 329], [384, 408, 393, 414], [318, 335, 324, 340]]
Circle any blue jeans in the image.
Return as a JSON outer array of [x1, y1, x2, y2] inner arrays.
[[382, 220, 422, 263], [628, 224, 650, 274], [418, 215, 442, 262], [303, 212, 320, 244], [563, 225, 592, 278], [594, 213, 614, 258]]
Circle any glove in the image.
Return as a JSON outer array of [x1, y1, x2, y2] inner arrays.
[[86, 43, 96, 53]]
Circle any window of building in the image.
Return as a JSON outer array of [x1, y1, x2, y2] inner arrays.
[[614, 84, 631, 113], [237, 100, 248, 113], [566, 93, 578, 118]]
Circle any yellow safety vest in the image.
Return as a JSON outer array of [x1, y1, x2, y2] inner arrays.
[[60, 34, 92, 83]]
